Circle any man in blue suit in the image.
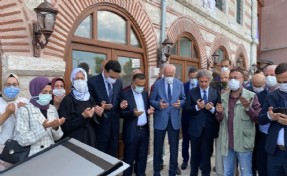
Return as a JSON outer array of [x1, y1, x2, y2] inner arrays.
[[181, 66, 198, 170], [258, 63, 287, 176], [120, 73, 154, 176], [184, 69, 220, 176], [150, 64, 186, 176], [88, 60, 127, 157]]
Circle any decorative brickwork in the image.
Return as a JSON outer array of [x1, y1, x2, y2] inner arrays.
[[235, 44, 248, 68], [166, 16, 207, 68], [209, 34, 232, 63]]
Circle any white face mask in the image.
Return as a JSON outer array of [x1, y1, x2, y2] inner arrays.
[[221, 67, 229, 72], [266, 76, 277, 87], [107, 76, 116, 84], [52, 89, 66, 97], [165, 76, 174, 84], [253, 86, 264, 93], [228, 79, 241, 91], [190, 78, 198, 86], [73, 80, 87, 93], [134, 86, 144, 94], [278, 83, 287, 93]]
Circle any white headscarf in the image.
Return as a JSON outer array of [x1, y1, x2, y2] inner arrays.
[[70, 68, 90, 101]]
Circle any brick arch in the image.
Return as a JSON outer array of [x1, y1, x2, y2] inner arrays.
[[235, 44, 249, 68], [210, 34, 232, 57], [43, 0, 157, 65], [166, 16, 207, 68]]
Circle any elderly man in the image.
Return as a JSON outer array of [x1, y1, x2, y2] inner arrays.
[[184, 69, 220, 176], [150, 64, 185, 176], [265, 65, 278, 92], [216, 68, 261, 176], [258, 63, 287, 176], [251, 73, 266, 94]]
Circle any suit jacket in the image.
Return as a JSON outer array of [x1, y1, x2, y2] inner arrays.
[[88, 74, 123, 141], [182, 81, 196, 121], [149, 78, 186, 130], [184, 86, 220, 138], [258, 89, 287, 154], [257, 88, 268, 107], [120, 88, 150, 144]]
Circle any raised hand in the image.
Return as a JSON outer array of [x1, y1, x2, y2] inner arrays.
[[160, 100, 168, 109], [216, 103, 223, 113], [196, 99, 205, 110], [205, 102, 214, 110], [148, 106, 155, 115], [172, 100, 181, 108], [120, 100, 128, 109]]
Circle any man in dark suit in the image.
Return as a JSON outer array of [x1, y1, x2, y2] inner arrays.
[[88, 60, 127, 157], [120, 73, 154, 176], [150, 64, 185, 176], [181, 66, 198, 170], [258, 63, 287, 176], [184, 69, 220, 176]]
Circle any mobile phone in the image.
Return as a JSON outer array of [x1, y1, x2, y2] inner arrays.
[[273, 108, 287, 115]]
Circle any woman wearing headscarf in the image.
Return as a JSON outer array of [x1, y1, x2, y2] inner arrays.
[[51, 77, 66, 110], [15, 76, 64, 157], [58, 68, 104, 148], [0, 73, 29, 170]]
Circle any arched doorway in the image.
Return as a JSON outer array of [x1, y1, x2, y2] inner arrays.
[[66, 6, 147, 89], [66, 5, 147, 159], [169, 34, 201, 82]]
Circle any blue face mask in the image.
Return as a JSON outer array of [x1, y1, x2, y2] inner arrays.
[[134, 86, 144, 94], [36, 94, 52, 106], [3, 86, 20, 99]]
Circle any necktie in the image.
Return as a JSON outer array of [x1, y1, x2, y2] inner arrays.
[[168, 83, 172, 103], [107, 82, 113, 103], [203, 90, 208, 104]]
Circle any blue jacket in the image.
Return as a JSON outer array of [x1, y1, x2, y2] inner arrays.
[[149, 78, 186, 130]]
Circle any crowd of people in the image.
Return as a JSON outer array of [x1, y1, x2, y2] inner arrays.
[[0, 59, 287, 176]]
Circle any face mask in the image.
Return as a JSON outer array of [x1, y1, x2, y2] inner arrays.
[[165, 76, 174, 84], [228, 79, 241, 91], [266, 76, 277, 87], [107, 76, 116, 84], [190, 78, 198, 86], [73, 80, 87, 93], [3, 86, 20, 99], [52, 89, 66, 97], [278, 83, 287, 93], [253, 86, 264, 93], [221, 67, 229, 72], [36, 94, 52, 106], [134, 86, 144, 94]]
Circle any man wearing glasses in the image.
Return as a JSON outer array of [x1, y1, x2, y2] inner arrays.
[[215, 68, 261, 176]]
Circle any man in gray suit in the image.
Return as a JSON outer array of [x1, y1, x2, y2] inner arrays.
[[150, 64, 186, 176]]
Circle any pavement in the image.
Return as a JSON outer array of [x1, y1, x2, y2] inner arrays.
[[145, 139, 217, 176]]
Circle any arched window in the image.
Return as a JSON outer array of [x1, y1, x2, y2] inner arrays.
[[236, 54, 246, 69], [169, 35, 200, 82], [68, 8, 145, 88], [213, 47, 228, 71]]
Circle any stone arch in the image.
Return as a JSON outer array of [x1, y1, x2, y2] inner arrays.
[[235, 44, 249, 68], [46, 0, 158, 65], [209, 34, 232, 64], [166, 16, 207, 68]]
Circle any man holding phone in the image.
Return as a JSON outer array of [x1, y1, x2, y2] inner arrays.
[[258, 63, 287, 175], [150, 64, 185, 176], [184, 69, 220, 176], [120, 73, 154, 176]]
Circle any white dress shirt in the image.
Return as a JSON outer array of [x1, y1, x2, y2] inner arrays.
[[132, 89, 147, 126]]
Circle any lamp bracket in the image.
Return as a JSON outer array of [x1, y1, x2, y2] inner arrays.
[[32, 22, 49, 57]]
